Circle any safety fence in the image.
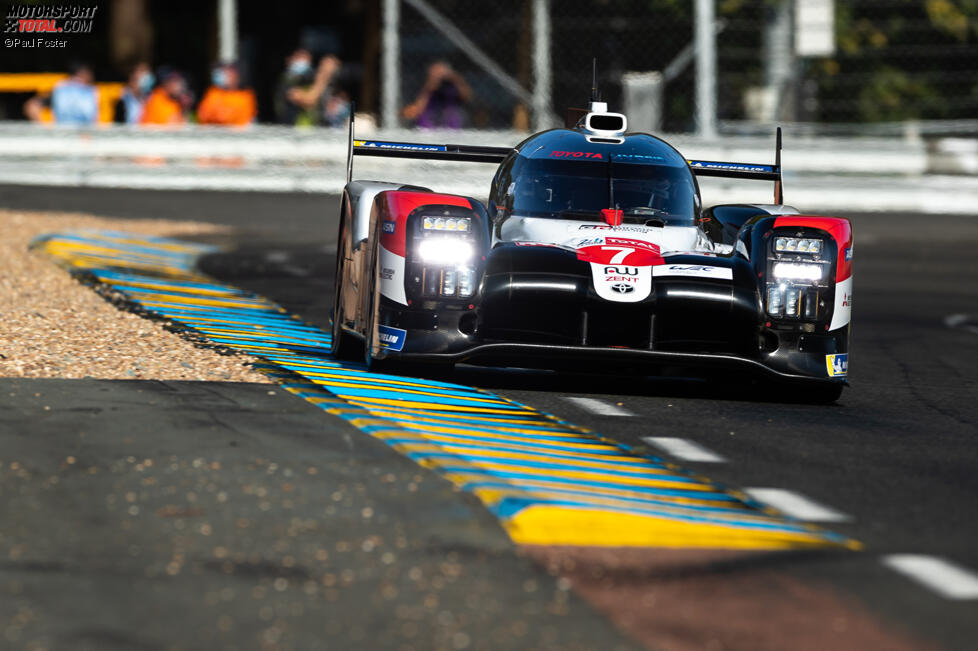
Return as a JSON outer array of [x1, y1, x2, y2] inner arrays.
[[385, 0, 978, 134]]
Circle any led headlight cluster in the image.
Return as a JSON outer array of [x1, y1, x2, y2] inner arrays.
[[418, 239, 473, 265], [766, 234, 829, 321], [423, 216, 471, 232], [418, 214, 477, 298], [775, 237, 822, 254], [424, 266, 475, 298], [772, 262, 823, 281]]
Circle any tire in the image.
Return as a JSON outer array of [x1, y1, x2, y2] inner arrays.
[[363, 234, 391, 373], [330, 214, 361, 361]]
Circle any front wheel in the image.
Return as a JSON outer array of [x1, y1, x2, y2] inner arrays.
[[330, 219, 362, 361]]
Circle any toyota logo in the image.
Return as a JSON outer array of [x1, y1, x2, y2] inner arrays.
[[611, 283, 634, 294]]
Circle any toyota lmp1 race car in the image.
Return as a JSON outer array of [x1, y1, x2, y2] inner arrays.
[[330, 98, 852, 402]]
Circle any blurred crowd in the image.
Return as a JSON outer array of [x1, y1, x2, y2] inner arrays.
[[24, 52, 471, 129]]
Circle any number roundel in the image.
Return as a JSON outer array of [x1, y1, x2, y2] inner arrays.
[[575, 238, 663, 266]]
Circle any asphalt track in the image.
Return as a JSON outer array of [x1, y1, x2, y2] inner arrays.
[[3, 183, 978, 650]]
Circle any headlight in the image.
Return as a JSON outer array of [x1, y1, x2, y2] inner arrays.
[[775, 237, 822, 254], [423, 216, 471, 232], [772, 262, 823, 281], [418, 239, 473, 264]]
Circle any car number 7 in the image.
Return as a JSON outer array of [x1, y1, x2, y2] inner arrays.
[[601, 246, 635, 264]]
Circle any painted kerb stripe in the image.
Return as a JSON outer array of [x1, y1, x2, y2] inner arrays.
[[33, 230, 858, 551]]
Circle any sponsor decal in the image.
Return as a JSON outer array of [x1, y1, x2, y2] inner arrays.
[[604, 265, 639, 276], [688, 160, 775, 173], [651, 264, 733, 280], [379, 245, 408, 305], [605, 237, 661, 253], [825, 353, 848, 377], [829, 276, 852, 330], [550, 151, 603, 159], [354, 140, 446, 152], [382, 220, 396, 234], [590, 262, 653, 303], [612, 153, 666, 162], [845, 246, 853, 261], [574, 236, 606, 248], [578, 224, 651, 233], [378, 325, 407, 351]]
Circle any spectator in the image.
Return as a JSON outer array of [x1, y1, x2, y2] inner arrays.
[[402, 61, 471, 129], [23, 94, 50, 123], [275, 50, 348, 127], [322, 87, 351, 127], [197, 62, 257, 126], [51, 62, 98, 125], [114, 62, 154, 125], [274, 48, 318, 125], [141, 70, 191, 125]]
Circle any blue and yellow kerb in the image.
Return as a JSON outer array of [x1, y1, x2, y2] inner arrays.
[[33, 230, 859, 550]]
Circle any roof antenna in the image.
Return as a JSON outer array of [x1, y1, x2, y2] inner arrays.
[[591, 58, 599, 102], [589, 58, 606, 112]]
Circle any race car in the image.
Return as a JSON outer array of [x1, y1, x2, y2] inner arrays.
[[331, 98, 852, 401]]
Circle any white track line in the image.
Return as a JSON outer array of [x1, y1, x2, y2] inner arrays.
[[562, 397, 636, 417], [882, 555, 978, 600], [642, 437, 726, 463], [743, 488, 852, 522], [944, 313, 978, 334]]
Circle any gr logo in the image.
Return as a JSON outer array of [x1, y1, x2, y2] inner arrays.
[[603, 266, 639, 276]]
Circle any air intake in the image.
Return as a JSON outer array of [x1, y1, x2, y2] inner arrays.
[[582, 101, 627, 137]]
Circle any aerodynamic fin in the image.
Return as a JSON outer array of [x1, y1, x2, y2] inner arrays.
[[687, 127, 786, 203], [351, 139, 511, 163]]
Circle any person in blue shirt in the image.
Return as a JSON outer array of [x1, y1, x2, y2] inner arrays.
[[51, 62, 98, 125], [113, 62, 154, 125]]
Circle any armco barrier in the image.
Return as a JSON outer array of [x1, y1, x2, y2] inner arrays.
[[0, 121, 975, 214]]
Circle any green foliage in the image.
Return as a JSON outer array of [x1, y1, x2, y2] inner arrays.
[[820, 0, 978, 121]]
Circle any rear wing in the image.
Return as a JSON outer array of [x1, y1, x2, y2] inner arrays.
[[346, 111, 785, 204], [687, 127, 785, 204]]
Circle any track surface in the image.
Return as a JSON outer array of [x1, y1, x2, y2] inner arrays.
[[3, 184, 978, 649]]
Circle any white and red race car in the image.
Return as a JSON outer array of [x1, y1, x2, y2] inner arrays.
[[331, 99, 852, 401]]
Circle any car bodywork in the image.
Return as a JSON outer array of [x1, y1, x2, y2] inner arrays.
[[332, 105, 852, 400]]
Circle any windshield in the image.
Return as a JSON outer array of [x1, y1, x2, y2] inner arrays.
[[509, 158, 697, 225]]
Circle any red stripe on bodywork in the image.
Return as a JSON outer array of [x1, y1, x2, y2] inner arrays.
[[379, 191, 472, 257], [773, 216, 852, 281]]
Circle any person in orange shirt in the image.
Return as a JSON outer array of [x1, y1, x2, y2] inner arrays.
[[196, 63, 257, 126], [141, 71, 191, 125]]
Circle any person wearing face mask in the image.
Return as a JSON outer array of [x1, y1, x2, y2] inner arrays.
[[114, 62, 154, 125], [196, 62, 257, 127], [274, 48, 316, 125], [141, 69, 192, 125], [274, 49, 345, 126]]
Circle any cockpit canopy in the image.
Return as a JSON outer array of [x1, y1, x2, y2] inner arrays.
[[490, 130, 699, 226]]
